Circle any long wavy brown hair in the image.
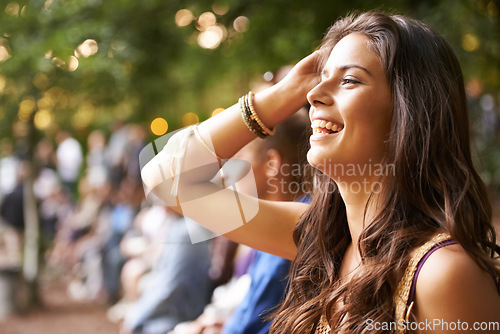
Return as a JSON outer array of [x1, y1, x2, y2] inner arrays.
[[270, 11, 500, 334]]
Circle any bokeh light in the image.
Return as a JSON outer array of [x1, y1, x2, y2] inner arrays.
[[182, 113, 199, 126], [263, 71, 274, 82], [211, 108, 224, 117], [5, 2, 20, 16], [75, 39, 98, 58], [45, 87, 63, 106], [0, 75, 6, 94], [151, 117, 169, 136], [52, 57, 66, 69], [111, 39, 126, 51], [233, 16, 250, 33], [198, 26, 225, 49], [34, 109, 53, 130], [462, 33, 479, 52], [212, 4, 229, 15], [175, 9, 194, 27], [197, 12, 217, 31], [0, 45, 11, 62], [37, 94, 54, 110], [33, 72, 50, 90], [72, 103, 95, 130], [18, 97, 36, 122], [68, 56, 79, 71]]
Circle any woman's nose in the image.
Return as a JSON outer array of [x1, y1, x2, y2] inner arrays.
[[307, 82, 333, 108]]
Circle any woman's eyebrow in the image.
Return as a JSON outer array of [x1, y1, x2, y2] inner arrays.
[[337, 64, 372, 76], [321, 64, 373, 79]]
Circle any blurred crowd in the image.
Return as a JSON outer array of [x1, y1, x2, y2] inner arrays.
[[0, 121, 148, 297], [0, 104, 312, 334]]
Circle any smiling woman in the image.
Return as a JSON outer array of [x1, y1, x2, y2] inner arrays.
[[307, 33, 392, 185], [141, 11, 500, 334]]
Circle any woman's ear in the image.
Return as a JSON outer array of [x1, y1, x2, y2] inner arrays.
[[264, 148, 282, 178]]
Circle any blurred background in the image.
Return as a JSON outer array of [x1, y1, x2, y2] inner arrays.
[[0, 0, 499, 333]]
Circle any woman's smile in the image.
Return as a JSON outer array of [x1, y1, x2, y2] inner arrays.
[[310, 118, 344, 139]]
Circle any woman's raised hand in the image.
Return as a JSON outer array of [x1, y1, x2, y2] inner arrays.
[[279, 50, 322, 102], [253, 51, 321, 126]]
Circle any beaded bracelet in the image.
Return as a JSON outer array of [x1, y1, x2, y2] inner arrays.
[[240, 92, 275, 138], [240, 94, 266, 138], [247, 91, 275, 136]]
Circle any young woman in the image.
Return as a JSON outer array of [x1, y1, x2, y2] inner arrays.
[[142, 11, 500, 334]]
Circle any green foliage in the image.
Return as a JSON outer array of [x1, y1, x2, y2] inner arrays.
[[0, 0, 499, 183]]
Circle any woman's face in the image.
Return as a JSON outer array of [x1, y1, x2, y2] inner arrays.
[[307, 33, 392, 182]]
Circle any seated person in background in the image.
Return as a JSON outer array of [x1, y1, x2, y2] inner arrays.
[[120, 208, 214, 334], [171, 108, 311, 334]]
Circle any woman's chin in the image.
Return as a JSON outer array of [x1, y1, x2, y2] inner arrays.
[[306, 149, 323, 170], [307, 147, 337, 170]]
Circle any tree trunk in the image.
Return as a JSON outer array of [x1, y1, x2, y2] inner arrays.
[[22, 163, 41, 307]]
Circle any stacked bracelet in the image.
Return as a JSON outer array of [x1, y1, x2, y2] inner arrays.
[[240, 91, 275, 138], [247, 91, 275, 136]]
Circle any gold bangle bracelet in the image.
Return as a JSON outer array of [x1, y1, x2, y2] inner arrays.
[[247, 91, 275, 136], [240, 95, 267, 138]]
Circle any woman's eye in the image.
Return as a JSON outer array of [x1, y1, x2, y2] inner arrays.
[[341, 77, 360, 85]]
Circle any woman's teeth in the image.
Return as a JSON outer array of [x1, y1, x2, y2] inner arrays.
[[311, 119, 343, 134]]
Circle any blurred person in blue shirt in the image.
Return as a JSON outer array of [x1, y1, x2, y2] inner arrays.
[[222, 108, 311, 334], [170, 107, 311, 334]]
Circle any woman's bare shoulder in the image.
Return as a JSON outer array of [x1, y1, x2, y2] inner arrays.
[[414, 243, 500, 332]]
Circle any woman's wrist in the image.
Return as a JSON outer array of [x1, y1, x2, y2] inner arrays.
[[253, 82, 308, 129]]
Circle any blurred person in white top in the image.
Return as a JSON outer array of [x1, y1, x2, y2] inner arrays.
[[56, 130, 83, 196]]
